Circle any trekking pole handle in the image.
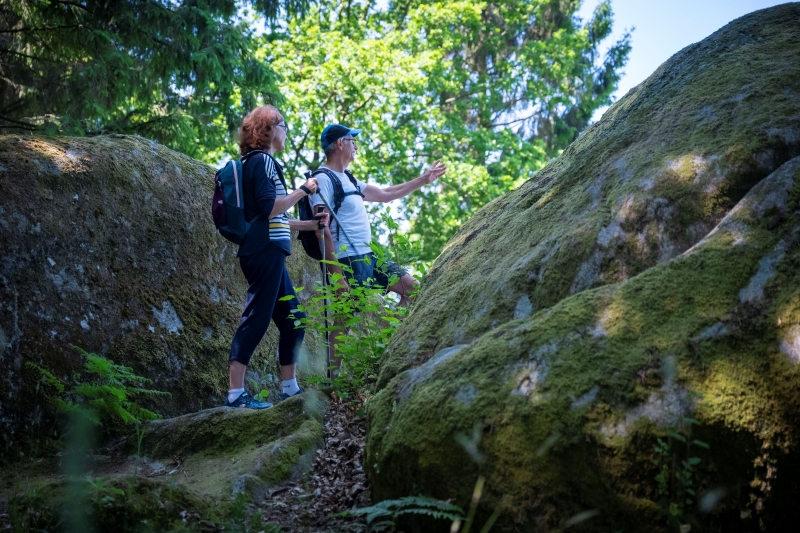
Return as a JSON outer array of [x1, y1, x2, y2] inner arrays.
[[315, 205, 326, 230]]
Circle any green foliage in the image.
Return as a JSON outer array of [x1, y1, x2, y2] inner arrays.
[[652, 414, 710, 527], [344, 495, 465, 532], [1, 0, 629, 262], [28, 345, 170, 428], [88, 476, 127, 506], [288, 247, 408, 398], [268, 0, 630, 260], [0, 0, 302, 160]]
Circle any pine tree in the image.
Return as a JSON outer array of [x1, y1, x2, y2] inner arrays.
[[0, 0, 305, 159]]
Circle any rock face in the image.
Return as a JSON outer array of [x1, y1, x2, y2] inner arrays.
[[137, 393, 325, 500], [0, 135, 324, 453], [367, 5, 800, 531]]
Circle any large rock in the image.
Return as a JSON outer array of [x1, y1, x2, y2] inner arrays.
[[0, 135, 324, 454], [1, 395, 325, 531], [367, 5, 800, 531], [136, 393, 325, 500]]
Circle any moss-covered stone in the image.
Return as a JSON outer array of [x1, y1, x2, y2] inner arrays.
[[138, 393, 321, 458], [0, 134, 325, 456], [133, 393, 324, 499], [7, 476, 229, 532], [367, 5, 800, 531]]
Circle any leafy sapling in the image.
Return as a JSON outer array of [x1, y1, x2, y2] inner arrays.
[[653, 414, 710, 525]]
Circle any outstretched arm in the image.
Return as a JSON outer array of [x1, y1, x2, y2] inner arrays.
[[362, 160, 447, 203]]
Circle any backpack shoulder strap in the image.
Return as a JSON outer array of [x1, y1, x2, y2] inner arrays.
[[343, 170, 365, 198], [265, 153, 288, 193], [311, 168, 346, 213]]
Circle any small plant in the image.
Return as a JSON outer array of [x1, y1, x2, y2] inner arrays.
[[226, 492, 282, 533], [653, 415, 710, 527], [88, 476, 126, 506], [28, 345, 170, 428], [248, 375, 273, 403], [286, 251, 407, 399], [344, 495, 464, 532]]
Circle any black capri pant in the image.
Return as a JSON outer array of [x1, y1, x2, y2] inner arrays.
[[229, 244, 305, 367]]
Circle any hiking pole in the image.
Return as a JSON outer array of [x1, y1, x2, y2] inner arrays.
[[313, 192, 359, 382], [314, 204, 332, 379], [315, 192, 359, 254]]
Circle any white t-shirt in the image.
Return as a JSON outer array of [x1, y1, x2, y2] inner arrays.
[[309, 168, 372, 258]]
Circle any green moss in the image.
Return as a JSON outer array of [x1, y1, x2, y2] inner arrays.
[[253, 418, 324, 485], [368, 6, 800, 530], [8, 476, 226, 532], [137, 394, 316, 458], [0, 134, 326, 457]]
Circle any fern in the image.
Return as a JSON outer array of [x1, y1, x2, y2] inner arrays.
[[27, 345, 170, 427], [348, 495, 464, 529]]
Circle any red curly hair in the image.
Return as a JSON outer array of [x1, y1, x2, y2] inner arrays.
[[238, 105, 283, 155]]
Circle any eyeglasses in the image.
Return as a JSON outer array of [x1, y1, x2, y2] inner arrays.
[[342, 136, 357, 144], [277, 123, 289, 131]]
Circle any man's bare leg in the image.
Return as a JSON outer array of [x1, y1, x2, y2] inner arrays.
[[389, 274, 419, 307]]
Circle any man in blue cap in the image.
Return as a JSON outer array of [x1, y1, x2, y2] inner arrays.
[[308, 123, 446, 365]]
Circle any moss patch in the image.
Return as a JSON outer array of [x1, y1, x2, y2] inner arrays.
[[368, 6, 800, 531], [0, 134, 326, 457]]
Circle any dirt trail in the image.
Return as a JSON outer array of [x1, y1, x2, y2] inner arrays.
[[260, 397, 370, 532]]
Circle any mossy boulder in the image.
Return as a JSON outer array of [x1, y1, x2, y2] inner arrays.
[[135, 392, 325, 500], [0, 135, 324, 455], [367, 5, 800, 531], [2, 395, 324, 531], [8, 476, 229, 533]]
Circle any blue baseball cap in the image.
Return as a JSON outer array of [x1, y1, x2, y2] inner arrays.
[[321, 124, 361, 150]]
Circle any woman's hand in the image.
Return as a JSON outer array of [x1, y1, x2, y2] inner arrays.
[[300, 177, 318, 195]]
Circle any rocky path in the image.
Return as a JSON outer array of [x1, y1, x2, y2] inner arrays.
[[260, 396, 370, 532]]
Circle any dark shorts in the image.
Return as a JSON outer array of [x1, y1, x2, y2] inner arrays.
[[339, 252, 407, 291]]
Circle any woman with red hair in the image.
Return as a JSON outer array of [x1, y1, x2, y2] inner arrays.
[[226, 105, 329, 409]]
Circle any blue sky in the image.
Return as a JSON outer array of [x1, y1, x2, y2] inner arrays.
[[577, 0, 786, 118]]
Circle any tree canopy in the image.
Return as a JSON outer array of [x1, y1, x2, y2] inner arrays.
[[0, 0, 301, 160], [270, 1, 631, 260], [1, 0, 630, 264]]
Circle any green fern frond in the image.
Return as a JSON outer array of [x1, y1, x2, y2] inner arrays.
[[350, 495, 464, 525], [26, 362, 66, 394], [398, 508, 464, 522], [34, 345, 171, 428]]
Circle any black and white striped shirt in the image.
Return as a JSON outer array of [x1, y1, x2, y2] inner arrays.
[[263, 154, 291, 246], [238, 151, 292, 257]]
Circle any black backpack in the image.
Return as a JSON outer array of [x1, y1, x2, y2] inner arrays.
[[297, 167, 364, 260], [211, 150, 267, 244]]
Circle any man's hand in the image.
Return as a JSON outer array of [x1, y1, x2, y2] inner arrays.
[[420, 160, 447, 185], [314, 212, 330, 235]]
